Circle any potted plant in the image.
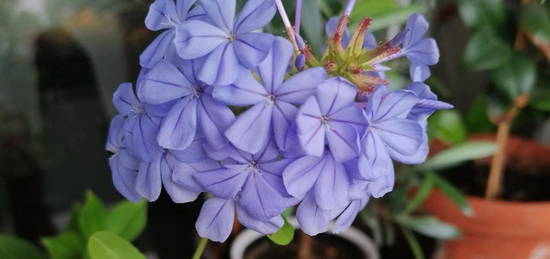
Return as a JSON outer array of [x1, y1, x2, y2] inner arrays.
[[419, 0, 550, 258]]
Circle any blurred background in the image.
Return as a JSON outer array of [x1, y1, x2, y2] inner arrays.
[[0, 0, 548, 258]]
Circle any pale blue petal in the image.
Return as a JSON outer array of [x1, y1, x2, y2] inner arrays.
[[194, 168, 247, 198], [276, 67, 327, 104], [316, 77, 356, 115], [128, 114, 162, 162], [368, 173, 394, 198], [333, 199, 365, 233], [282, 155, 325, 199], [236, 205, 283, 234], [296, 192, 331, 236], [198, 42, 239, 86], [375, 119, 424, 164], [326, 121, 359, 162], [198, 95, 235, 150], [256, 36, 291, 92], [406, 38, 439, 66], [139, 60, 194, 104], [172, 159, 219, 193], [136, 154, 163, 201], [212, 71, 267, 106], [272, 101, 298, 151], [234, 0, 276, 34], [239, 173, 290, 220], [358, 131, 394, 180], [371, 89, 418, 121], [177, 0, 197, 19], [235, 32, 275, 69], [145, 0, 179, 31], [296, 97, 325, 157], [314, 153, 350, 210], [403, 13, 429, 48], [113, 83, 139, 115], [175, 20, 228, 59], [225, 102, 273, 154], [196, 198, 235, 242], [161, 154, 200, 203], [106, 115, 126, 152], [199, 0, 235, 32], [140, 30, 176, 69], [110, 150, 141, 202], [157, 98, 198, 150]]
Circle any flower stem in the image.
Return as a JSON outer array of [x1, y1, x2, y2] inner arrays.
[[485, 94, 529, 199], [274, 0, 300, 53], [191, 238, 208, 259], [294, 0, 303, 34]]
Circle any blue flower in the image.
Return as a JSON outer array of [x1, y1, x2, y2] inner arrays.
[[295, 77, 366, 162], [141, 0, 207, 68], [139, 59, 235, 153], [175, 0, 277, 86], [112, 82, 164, 162], [193, 141, 297, 222], [213, 37, 327, 153]]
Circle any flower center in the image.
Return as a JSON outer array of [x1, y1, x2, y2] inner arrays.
[[247, 160, 260, 173], [131, 103, 144, 114], [320, 115, 330, 124], [267, 94, 276, 104]]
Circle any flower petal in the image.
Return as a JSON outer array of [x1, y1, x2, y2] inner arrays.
[[136, 155, 163, 201], [403, 13, 429, 48], [296, 192, 331, 236], [368, 173, 394, 198], [145, 0, 178, 31], [358, 131, 394, 180], [139, 60, 194, 104], [196, 198, 235, 242], [212, 70, 267, 106], [127, 114, 162, 162], [110, 150, 141, 202], [169, 137, 208, 163], [140, 30, 176, 69], [199, 0, 235, 32], [375, 119, 424, 164], [235, 32, 275, 69], [172, 159, 219, 193], [198, 95, 235, 150], [175, 20, 228, 59], [113, 83, 138, 115], [371, 89, 418, 121], [161, 155, 200, 203], [194, 168, 247, 198], [409, 62, 431, 83], [236, 205, 283, 235], [239, 173, 290, 220], [406, 38, 439, 66], [282, 155, 324, 199], [296, 97, 325, 157], [272, 101, 298, 151], [326, 121, 359, 162], [316, 77, 356, 115], [276, 67, 327, 104], [177, 0, 197, 19], [314, 153, 350, 210], [225, 102, 273, 154], [157, 98, 198, 150], [234, 0, 276, 34], [333, 199, 366, 233], [256, 36, 291, 92], [106, 115, 126, 152], [198, 42, 239, 86]]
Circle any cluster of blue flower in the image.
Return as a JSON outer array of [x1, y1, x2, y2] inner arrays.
[[106, 0, 452, 242]]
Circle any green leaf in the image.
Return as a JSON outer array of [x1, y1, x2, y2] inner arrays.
[[428, 110, 467, 144], [79, 191, 107, 239], [42, 231, 84, 259], [403, 173, 435, 215], [530, 88, 550, 111], [88, 232, 145, 259], [429, 172, 473, 216], [105, 201, 147, 241], [397, 216, 461, 240], [351, 0, 396, 21], [301, 0, 324, 54], [457, 0, 506, 28], [493, 53, 537, 99], [400, 227, 425, 259], [0, 235, 46, 259], [464, 27, 511, 71], [465, 96, 495, 133], [267, 217, 295, 245], [521, 2, 550, 44], [418, 141, 497, 171]]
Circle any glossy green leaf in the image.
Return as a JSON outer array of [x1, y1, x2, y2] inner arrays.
[[429, 172, 473, 216], [458, 0, 506, 28], [418, 141, 497, 171], [301, 0, 324, 54], [267, 217, 295, 246], [530, 88, 550, 111], [79, 191, 107, 239], [493, 53, 536, 99], [351, 0, 396, 21], [105, 201, 147, 242], [521, 2, 550, 44], [0, 235, 46, 259], [464, 27, 511, 71], [42, 231, 84, 259], [353, 4, 425, 31], [88, 232, 145, 259], [465, 96, 495, 133], [398, 215, 461, 240], [428, 110, 467, 144], [403, 173, 435, 215]]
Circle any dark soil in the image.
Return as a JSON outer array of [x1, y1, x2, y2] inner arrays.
[[439, 161, 550, 201], [243, 233, 366, 259]]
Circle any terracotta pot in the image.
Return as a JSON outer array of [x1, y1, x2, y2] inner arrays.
[[424, 189, 550, 259], [423, 136, 550, 258]]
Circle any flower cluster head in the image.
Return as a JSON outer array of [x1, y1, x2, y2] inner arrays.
[[106, 0, 452, 242]]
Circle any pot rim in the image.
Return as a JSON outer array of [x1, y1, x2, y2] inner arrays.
[[229, 217, 380, 259]]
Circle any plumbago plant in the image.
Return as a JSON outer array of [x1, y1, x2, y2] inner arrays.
[[106, 0, 451, 256]]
